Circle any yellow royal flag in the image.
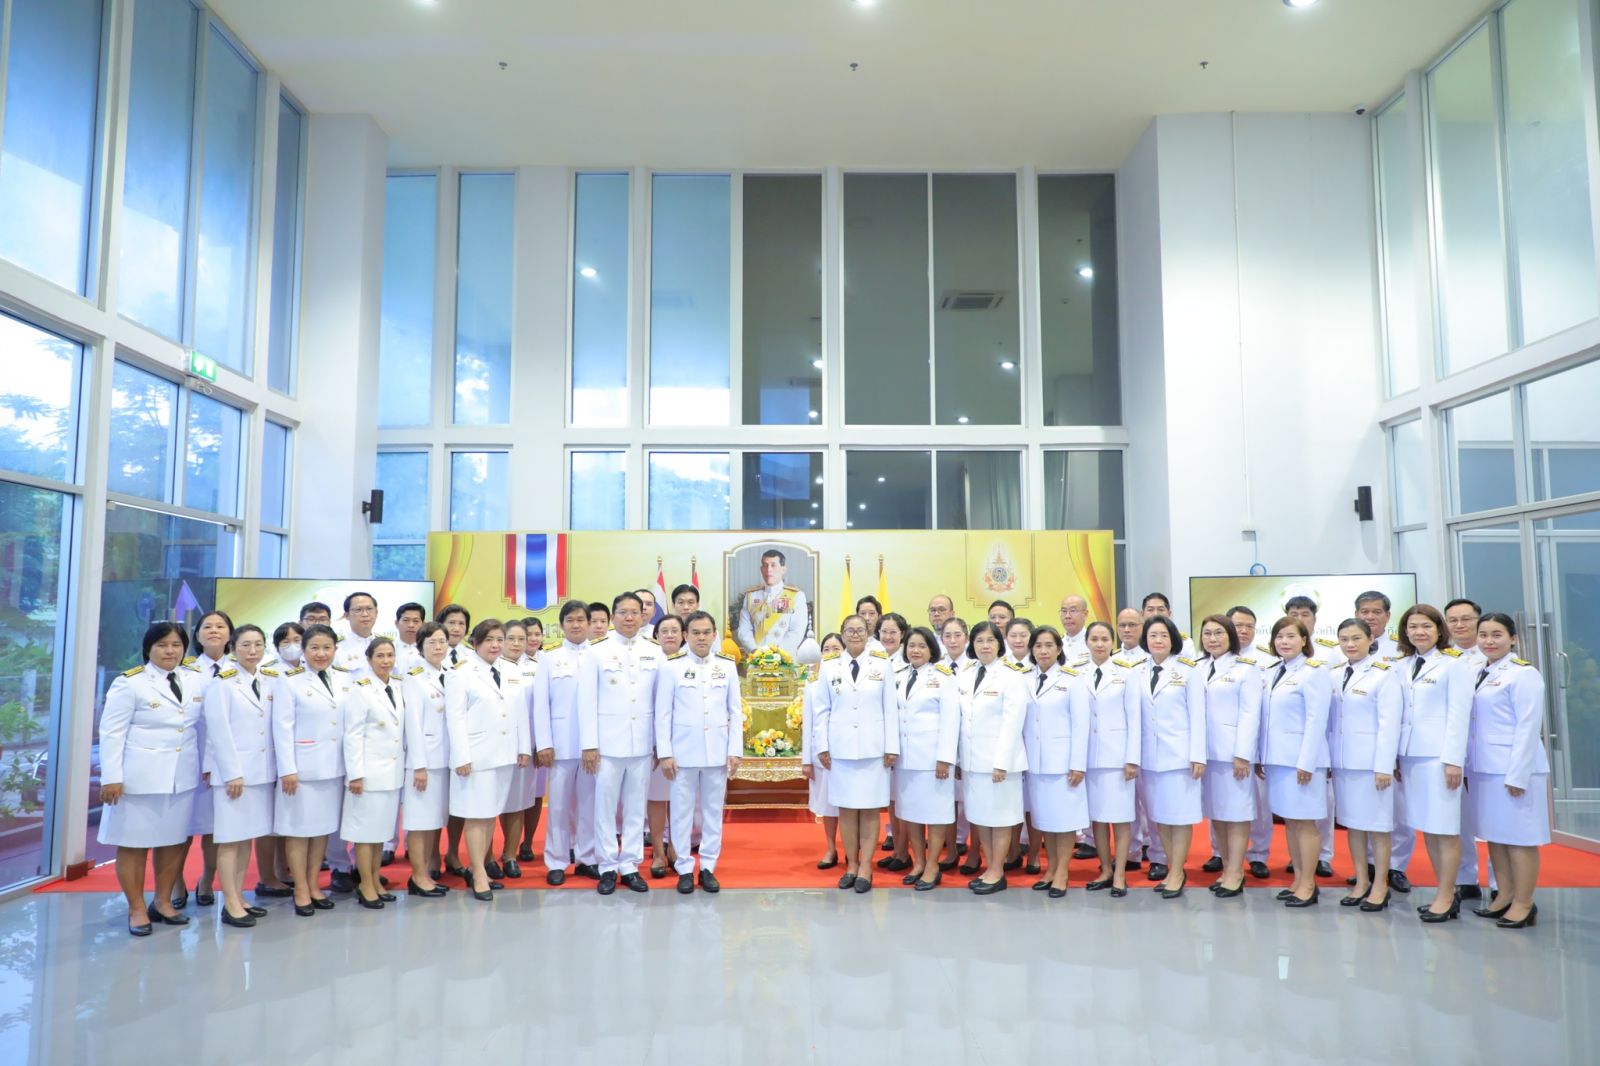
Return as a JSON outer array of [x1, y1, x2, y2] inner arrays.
[[876, 555, 890, 614], [837, 556, 853, 631]]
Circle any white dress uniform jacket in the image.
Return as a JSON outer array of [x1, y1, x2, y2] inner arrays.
[[735, 583, 809, 654], [815, 650, 900, 760], [332, 634, 376, 681], [1023, 665, 1090, 776], [1328, 655, 1403, 773], [957, 660, 1029, 774], [341, 676, 407, 791], [100, 663, 205, 793], [896, 662, 961, 771], [203, 666, 277, 786], [402, 665, 451, 771], [1136, 656, 1207, 771], [654, 651, 743, 767], [446, 655, 532, 771], [533, 639, 587, 758], [273, 665, 353, 781], [1201, 653, 1263, 764], [1087, 658, 1140, 769], [1466, 657, 1549, 789], [577, 631, 661, 758], [1261, 655, 1333, 772], [1398, 647, 1472, 765]]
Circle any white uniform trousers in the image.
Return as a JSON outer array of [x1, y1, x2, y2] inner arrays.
[[1457, 777, 1496, 890], [670, 766, 728, 875], [1245, 773, 1273, 863], [955, 802, 970, 845], [594, 754, 650, 875], [544, 758, 598, 872], [325, 831, 354, 873], [1316, 775, 1335, 863], [1133, 776, 1164, 864]]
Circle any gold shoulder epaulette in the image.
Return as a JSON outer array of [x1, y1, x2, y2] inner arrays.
[[122, 665, 143, 678], [179, 663, 201, 673], [783, 585, 800, 593], [218, 668, 237, 679], [453, 658, 469, 670], [330, 664, 352, 672], [1315, 637, 1338, 647], [285, 666, 306, 677], [1112, 657, 1134, 669], [335, 633, 345, 642], [1061, 666, 1079, 677], [644, 635, 659, 645], [588, 635, 607, 645], [1440, 647, 1462, 658], [1005, 660, 1027, 672], [869, 649, 889, 659], [1307, 658, 1324, 668], [1176, 656, 1198, 668], [1237, 656, 1257, 667], [356, 677, 371, 686], [668, 651, 685, 660], [934, 663, 953, 676], [716, 653, 736, 662], [408, 665, 425, 675], [1372, 661, 1390, 671], [1256, 643, 1272, 654], [260, 667, 279, 677], [822, 650, 840, 661], [181, 655, 196, 666], [1512, 657, 1531, 667], [1180, 631, 1191, 640]]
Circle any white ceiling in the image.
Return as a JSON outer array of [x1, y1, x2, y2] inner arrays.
[[210, 0, 1494, 169]]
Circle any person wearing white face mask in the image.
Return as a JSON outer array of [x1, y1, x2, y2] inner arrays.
[[250, 622, 305, 898]]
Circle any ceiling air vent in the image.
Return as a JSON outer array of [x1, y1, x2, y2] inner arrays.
[[939, 290, 1005, 311]]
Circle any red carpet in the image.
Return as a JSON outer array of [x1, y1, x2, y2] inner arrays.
[[37, 817, 1600, 892]]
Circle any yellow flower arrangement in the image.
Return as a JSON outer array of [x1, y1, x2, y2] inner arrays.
[[746, 728, 797, 758], [785, 699, 804, 732], [746, 645, 798, 672]]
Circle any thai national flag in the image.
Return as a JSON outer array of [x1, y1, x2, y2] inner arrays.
[[505, 534, 567, 610]]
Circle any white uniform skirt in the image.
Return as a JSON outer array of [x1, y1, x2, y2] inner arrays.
[[963, 772, 1024, 828], [1471, 772, 1551, 847], [649, 762, 672, 803], [186, 786, 214, 836], [341, 787, 403, 844], [1266, 764, 1328, 820], [1026, 772, 1089, 834], [274, 777, 343, 837], [450, 764, 513, 820], [1087, 768, 1135, 823], [1398, 755, 1462, 836], [1145, 768, 1202, 825], [895, 768, 956, 825], [403, 768, 450, 832], [97, 789, 197, 848], [1202, 761, 1256, 822], [807, 765, 838, 818], [211, 783, 274, 844], [829, 757, 890, 809], [1332, 768, 1395, 832], [503, 763, 540, 812]]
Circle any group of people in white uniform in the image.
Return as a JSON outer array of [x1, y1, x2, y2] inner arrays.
[[94, 580, 1549, 936]]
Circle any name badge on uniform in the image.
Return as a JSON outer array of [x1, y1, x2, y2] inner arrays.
[[684, 669, 696, 680], [867, 669, 883, 682], [608, 677, 618, 686], [1352, 689, 1368, 697], [1419, 677, 1438, 685], [711, 668, 726, 680], [926, 679, 940, 690], [1216, 676, 1237, 684], [147, 701, 161, 708], [1169, 678, 1185, 687]]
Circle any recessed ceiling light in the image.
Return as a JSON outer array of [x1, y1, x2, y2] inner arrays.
[[847, 521, 854, 528], [812, 358, 824, 370], [957, 416, 970, 424], [808, 410, 819, 419], [809, 519, 817, 526], [1077, 266, 1094, 279], [876, 476, 886, 483], [858, 502, 867, 510], [1282, 0, 1318, 7], [999, 360, 1016, 370], [578, 266, 597, 279], [811, 502, 819, 509], [852, 0, 876, 7], [814, 476, 823, 485]]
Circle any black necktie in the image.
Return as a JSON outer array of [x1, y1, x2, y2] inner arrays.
[[450, 647, 459, 665], [850, 660, 859, 683], [1208, 661, 1217, 682], [1036, 673, 1048, 694], [1272, 665, 1286, 689], [1093, 666, 1102, 688], [251, 677, 260, 700], [212, 663, 221, 678], [491, 665, 501, 689], [975, 665, 987, 690], [1150, 665, 1162, 693], [1412, 657, 1425, 680], [904, 671, 916, 698], [1476, 667, 1489, 690], [439, 671, 447, 688], [168, 672, 183, 703], [1343, 665, 1354, 691], [385, 684, 397, 707], [318, 669, 333, 695]]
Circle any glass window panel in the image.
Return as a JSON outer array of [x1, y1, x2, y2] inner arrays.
[[1390, 418, 1428, 527], [257, 530, 285, 578], [267, 97, 303, 395], [844, 174, 928, 425], [1395, 528, 1441, 604], [1375, 97, 1423, 395], [182, 391, 242, 517], [649, 175, 730, 425], [192, 28, 258, 374], [107, 362, 177, 502], [571, 173, 629, 427], [454, 173, 514, 425], [260, 420, 289, 528], [375, 451, 429, 541], [117, 0, 198, 339], [1527, 358, 1600, 502], [936, 450, 1021, 529], [1448, 390, 1516, 515], [373, 543, 426, 581], [742, 452, 823, 530], [378, 173, 437, 427], [449, 450, 508, 531], [846, 451, 931, 530], [1038, 174, 1120, 424], [0, 314, 81, 482], [647, 452, 730, 530], [570, 451, 626, 531], [1429, 28, 1510, 374], [1457, 523, 1523, 619], [90, 504, 235, 863], [742, 175, 822, 426], [0, 0, 102, 294], [933, 174, 1020, 426], [0, 480, 73, 888], [1043, 450, 1125, 537], [1502, 0, 1600, 341]]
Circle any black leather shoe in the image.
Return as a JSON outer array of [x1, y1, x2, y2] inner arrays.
[[484, 859, 504, 880], [128, 920, 153, 937], [1003, 857, 1023, 872], [971, 878, 1007, 895], [1213, 882, 1244, 899], [837, 873, 857, 890], [357, 895, 385, 910], [1161, 876, 1186, 900], [1284, 888, 1320, 908], [329, 871, 357, 894], [1285, 863, 1294, 875], [254, 884, 293, 898], [914, 871, 942, 891], [1388, 870, 1411, 893], [1202, 856, 1223, 873], [377, 891, 397, 902], [245, 905, 268, 917], [1248, 861, 1270, 880], [956, 842, 968, 855], [1496, 904, 1537, 929], [1048, 886, 1067, 899], [1109, 885, 1127, 897], [1024, 862, 1042, 876], [170, 888, 188, 910], [622, 873, 649, 893], [517, 845, 536, 863], [1474, 901, 1513, 920], [1315, 861, 1335, 878], [150, 906, 190, 926], [1031, 879, 1050, 891], [502, 860, 522, 880], [1146, 863, 1168, 882], [194, 886, 215, 906], [938, 858, 958, 871], [815, 855, 839, 870], [853, 873, 873, 893], [575, 863, 601, 880], [472, 888, 493, 902], [487, 880, 504, 891], [546, 869, 567, 886], [381, 850, 396, 866], [1085, 878, 1112, 891], [1360, 894, 1390, 913], [1340, 891, 1369, 907], [598, 872, 617, 895], [881, 835, 894, 852], [698, 869, 720, 893], [1073, 843, 1098, 860], [1420, 898, 1461, 923], [1347, 863, 1374, 887], [957, 862, 982, 876], [1125, 858, 1142, 871], [222, 910, 256, 928], [294, 903, 314, 917], [444, 862, 469, 880], [408, 879, 447, 897], [677, 873, 695, 893], [651, 864, 669, 879], [311, 897, 335, 910], [1275, 888, 1294, 901], [902, 872, 921, 886], [1457, 883, 1483, 900]]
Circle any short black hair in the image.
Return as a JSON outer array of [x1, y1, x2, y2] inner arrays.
[[1354, 590, 1391, 612], [233, 623, 266, 648], [760, 548, 787, 565], [671, 583, 700, 603], [987, 599, 1014, 615], [272, 621, 304, 648], [469, 619, 504, 647], [1479, 611, 1518, 638], [302, 623, 339, 649], [342, 590, 377, 613], [395, 602, 426, 622], [1226, 604, 1256, 620], [558, 600, 589, 623], [1337, 617, 1372, 639], [878, 612, 909, 640], [142, 621, 189, 661], [1284, 595, 1318, 614], [611, 591, 644, 613], [364, 635, 396, 661], [587, 601, 610, 619], [854, 595, 882, 614], [438, 603, 472, 627], [1141, 592, 1171, 612], [905, 626, 943, 663], [967, 620, 1004, 660], [1444, 597, 1482, 617], [1139, 616, 1183, 655], [1199, 614, 1241, 656], [415, 621, 445, 647], [654, 614, 684, 636], [684, 610, 718, 634], [298, 601, 332, 622], [195, 610, 236, 654], [1029, 625, 1066, 667]]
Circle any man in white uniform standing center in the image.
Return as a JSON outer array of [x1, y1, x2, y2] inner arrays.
[[735, 548, 809, 654]]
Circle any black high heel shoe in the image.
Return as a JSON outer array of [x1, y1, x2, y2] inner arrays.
[[1213, 881, 1244, 899], [1109, 884, 1128, 898], [195, 883, 216, 907], [245, 905, 268, 918], [149, 904, 190, 926], [1284, 887, 1320, 908], [1340, 888, 1370, 907], [1031, 879, 1051, 891], [357, 894, 385, 910], [1359, 893, 1390, 913], [1474, 901, 1513, 920], [1420, 897, 1461, 923], [1496, 904, 1538, 929], [472, 887, 494, 902], [1085, 878, 1113, 891], [294, 903, 315, 917], [407, 878, 447, 898], [1160, 875, 1186, 900], [957, 862, 982, 876], [221, 910, 257, 928], [310, 897, 335, 910], [914, 870, 942, 891]]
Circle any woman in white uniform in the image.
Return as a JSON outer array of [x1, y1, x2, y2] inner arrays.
[[202, 624, 276, 928], [1197, 614, 1261, 899], [648, 615, 685, 878], [99, 622, 204, 936], [401, 621, 451, 897], [1023, 627, 1090, 898], [173, 609, 234, 910], [1329, 618, 1403, 912], [938, 616, 976, 873], [1003, 617, 1042, 872], [1135, 617, 1206, 899], [876, 612, 914, 872], [957, 621, 1028, 895], [1394, 604, 1473, 921], [253, 622, 306, 897], [801, 632, 845, 871], [273, 623, 352, 916], [494, 620, 537, 880], [1260, 617, 1333, 908], [447, 619, 533, 901], [940, 617, 972, 673], [894, 626, 960, 890], [340, 637, 406, 908], [514, 616, 549, 868], [1467, 613, 1549, 929], [1085, 621, 1139, 896]]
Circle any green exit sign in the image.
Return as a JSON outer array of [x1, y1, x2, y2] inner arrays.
[[188, 351, 217, 382]]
